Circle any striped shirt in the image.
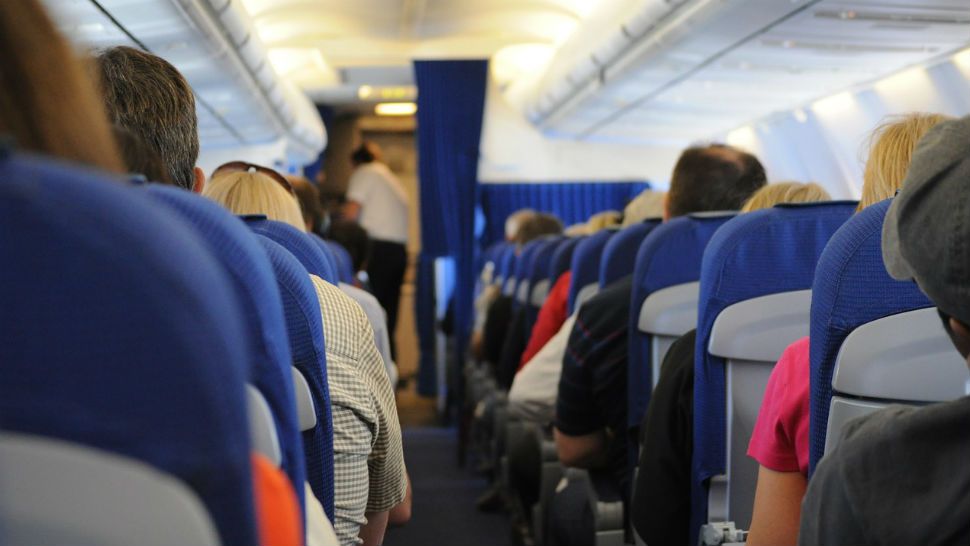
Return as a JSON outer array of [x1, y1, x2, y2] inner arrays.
[[310, 276, 407, 545]]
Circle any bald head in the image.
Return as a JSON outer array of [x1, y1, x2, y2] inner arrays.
[[666, 144, 767, 218]]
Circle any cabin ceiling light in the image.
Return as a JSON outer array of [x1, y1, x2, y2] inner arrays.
[[375, 102, 417, 116]]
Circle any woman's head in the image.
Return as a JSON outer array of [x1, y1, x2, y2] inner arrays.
[[859, 113, 950, 211], [203, 170, 305, 231], [285, 174, 324, 232], [0, 0, 123, 172], [740, 181, 831, 213]]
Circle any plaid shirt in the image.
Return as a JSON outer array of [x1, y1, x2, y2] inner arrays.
[[310, 276, 407, 545]]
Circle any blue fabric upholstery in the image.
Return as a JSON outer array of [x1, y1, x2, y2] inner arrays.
[[323, 238, 355, 285], [0, 152, 258, 545], [511, 239, 544, 311], [479, 181, 649, 247], [244, 217, 337, 284], [808, 200, 932, 475], [691, 202, 856, 542], [548, 237, 582, 284], [524, 237, 563, 329], [567, 229, 615, 314], [497, 243, 517, 284], [599, 220, 660, 288], [254, 235, 336, 522], [627, 214, 735, 433], [145, 186, 306, 516]]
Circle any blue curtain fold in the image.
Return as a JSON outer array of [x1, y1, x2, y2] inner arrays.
[[479, 181, 650, 246], [413, 60, 489, 397]]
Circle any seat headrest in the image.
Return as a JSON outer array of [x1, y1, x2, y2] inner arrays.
[[245, 217, 336, 283]]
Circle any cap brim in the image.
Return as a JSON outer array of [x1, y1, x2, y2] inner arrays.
[[881, 196, 915, 281]]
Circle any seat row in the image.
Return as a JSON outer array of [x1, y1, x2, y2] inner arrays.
[[473, 196, 961, 545], [0, 149, 349, 545]]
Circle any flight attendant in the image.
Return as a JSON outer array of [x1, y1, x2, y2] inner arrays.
[[344, 141, 409, 357]]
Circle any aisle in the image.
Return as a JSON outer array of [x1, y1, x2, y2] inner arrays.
[[385, 427, 514, 546]]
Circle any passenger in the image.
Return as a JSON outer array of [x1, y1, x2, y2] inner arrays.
[[286, 173, 397, 385], [621, 190, 666, 227], [631, 178, 832, 546], [342, 141, 409, 358], [204, 167, 409, 546], [744, 114, 948, 546], [0, 0, 122, 173], [553, 144, 769, 546], [93, 46, 317, 546], [799, 115, 970, 545], [328, 220, 373, 287], [112, 125, 174, 185], [95, 46, 203, 192]]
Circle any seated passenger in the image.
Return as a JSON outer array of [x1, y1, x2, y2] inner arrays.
[[743, 114, 948, 546], [204, 169, 409, 546], [96, 47, 320, 546], [551, 145, 769, 546], [631, 180, 832, 545], [800, 115, 970, 545]]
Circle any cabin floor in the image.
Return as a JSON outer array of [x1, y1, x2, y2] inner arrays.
[[387, 383, 513, 546]]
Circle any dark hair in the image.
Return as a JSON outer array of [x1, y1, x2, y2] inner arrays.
[[327, 219, 372, 272], [286, 174, 323, 231], [95, 46, 199, 190], [0, 0, 123, 173], [514, 212, 563, 245], [666, 144, 767, 218], [112, 125, 173, 184], [350, 141, 380, 166]]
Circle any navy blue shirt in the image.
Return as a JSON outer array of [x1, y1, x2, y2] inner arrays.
[[555, 275, 633, 493]]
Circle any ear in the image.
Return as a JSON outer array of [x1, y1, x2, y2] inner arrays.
[[192, 166, 206, 194]]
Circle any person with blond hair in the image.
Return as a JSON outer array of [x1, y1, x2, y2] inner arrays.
[[741, 182, 831, 213], [205, 163, 409, 546], [743, 112, 949, 546]]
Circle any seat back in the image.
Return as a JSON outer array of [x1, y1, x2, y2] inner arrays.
[[512, 239, 545, 310], [0, 152, 258, 545], [244, 217, 337, 283], [692, 201, 856, 540], [525, 237, 563, 330], [809, 200, 933, 474], [323, 239, 355, 284], [627, 213, 735, 433], [567, 229, 615, 313], [547, 236, 582, 286], [146, 187, 305, 512], [599, 220, 660, 288], [498, 244, 518, 295], [824, 307, 967, 456], [0, 433, 220, 546], [255, 235, 337, 522]]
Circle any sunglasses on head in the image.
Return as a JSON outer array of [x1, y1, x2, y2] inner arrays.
[[213, 161, 294, 195]]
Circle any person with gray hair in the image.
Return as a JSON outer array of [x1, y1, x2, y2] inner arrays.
[[799, 115, 970, 545]]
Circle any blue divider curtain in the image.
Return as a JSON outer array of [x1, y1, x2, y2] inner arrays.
[[413, 60, 489, 397], [479, 181, 650, 247]]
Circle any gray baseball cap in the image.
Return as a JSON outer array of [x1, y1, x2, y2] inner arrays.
[[882, 115, 970, 324]]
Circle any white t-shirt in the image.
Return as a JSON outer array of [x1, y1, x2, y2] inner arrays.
[[346, 162, 409, 244], [507, 314, 578, 424]]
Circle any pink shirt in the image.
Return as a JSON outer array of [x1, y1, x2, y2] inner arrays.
[[747, 336, 810, 475]]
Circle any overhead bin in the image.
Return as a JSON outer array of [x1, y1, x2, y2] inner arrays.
[[43, 0, 326, 163]]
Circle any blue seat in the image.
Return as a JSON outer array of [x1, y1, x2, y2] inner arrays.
[[567, 230, 615, 314], [244, 217, 337, 283], [692, 201, 856, 541], [512, 239, 545, 311], [254, 235, 336, 522], [627, 213, 735, 435], [322, 238, 355, 285], [497, 244, 518, 295], [599, 220, 660, 288], [145, 186, 306, 515], [0, 152, 258, 545], [524, 237, 563, 329], [548, 237, 582, 285], [808, 200, 933, 475]]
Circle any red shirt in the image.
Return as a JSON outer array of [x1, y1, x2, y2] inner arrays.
[[747, 337, 810, 476], [252, 453, 304, 546], [518, 271, 572, 371]]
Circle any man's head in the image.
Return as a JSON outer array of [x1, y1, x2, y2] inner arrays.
[[665, 144, 767, 220], [514, 212, 563, 247], [350, 141, 381, 167], [882, 115, 970, 359], [95, 46, 201, 191]]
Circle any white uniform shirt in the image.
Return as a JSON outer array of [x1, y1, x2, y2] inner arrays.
[[346, 162, 409, 244]]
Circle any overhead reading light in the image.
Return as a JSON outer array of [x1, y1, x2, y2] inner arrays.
[[375, 102, 417, 116]]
